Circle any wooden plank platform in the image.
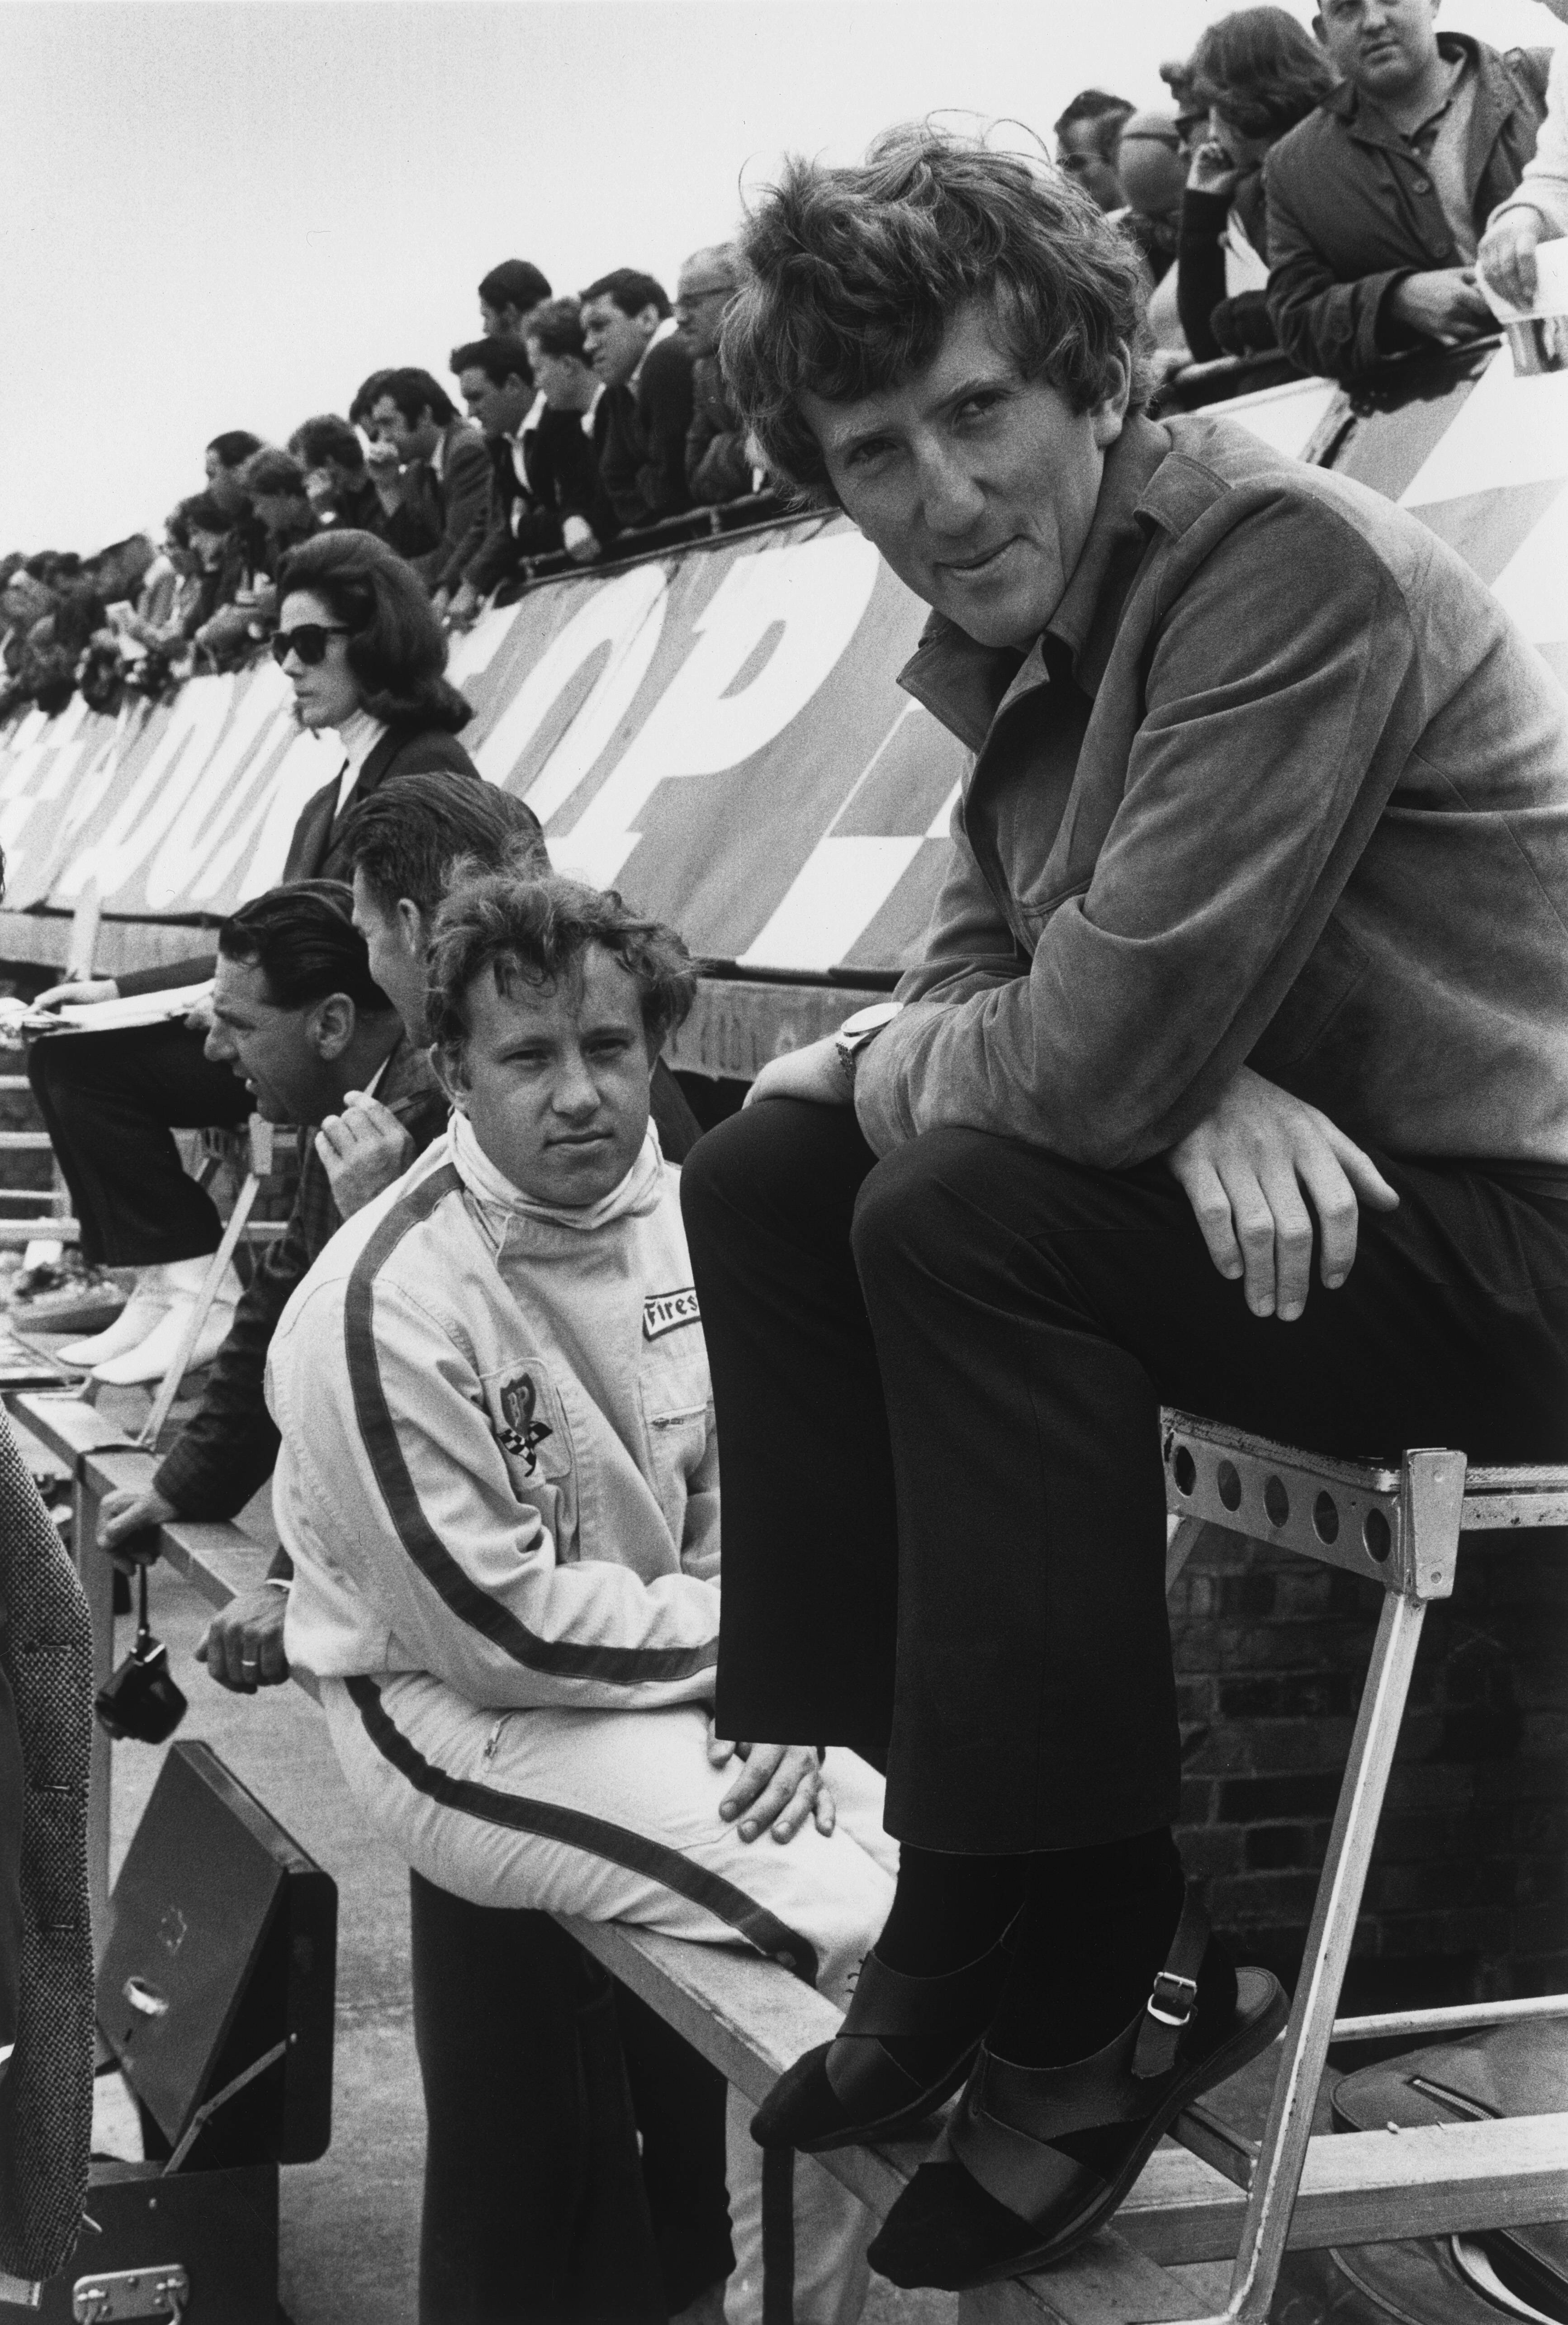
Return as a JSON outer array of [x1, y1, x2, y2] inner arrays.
[[18, 1386, 1568, 2325]]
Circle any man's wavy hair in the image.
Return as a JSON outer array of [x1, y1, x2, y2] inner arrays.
[[428, 872, 696, 1068], [722, 124, 1149, 505], [276, 530, 472, 732]]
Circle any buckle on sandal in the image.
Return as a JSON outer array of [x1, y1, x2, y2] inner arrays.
[[1147, 1970, 1197, 2028]]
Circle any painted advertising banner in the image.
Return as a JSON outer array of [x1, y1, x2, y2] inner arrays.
[[2, 346, 1566, 983], [0, 512, 969, 979]]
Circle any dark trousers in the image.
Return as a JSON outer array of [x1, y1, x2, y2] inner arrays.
[[27, 1023, 248, 1268], [27, 1023, 704, 1272], [681, 1103, 1568, 1856], [411, 1874, 732, 2325]]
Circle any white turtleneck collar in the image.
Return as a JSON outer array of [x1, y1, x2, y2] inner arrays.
[[448, 1109, 665, 1235]]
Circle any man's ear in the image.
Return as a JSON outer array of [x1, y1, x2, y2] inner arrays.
[[395, 897, 427, 961], [637, 305, 663, 337], [311, 993, 356, 1061], [1090, 346, 1134, 447]]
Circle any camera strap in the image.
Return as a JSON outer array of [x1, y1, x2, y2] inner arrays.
[[136, 1562, 153, 1655]]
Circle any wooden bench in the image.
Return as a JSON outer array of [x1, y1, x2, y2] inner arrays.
[[18, 1388, 1567, 2325]]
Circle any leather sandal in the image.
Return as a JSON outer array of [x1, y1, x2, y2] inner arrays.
[[751, 1932, 1015, 2153], [869, 1892, 1288, 2288]]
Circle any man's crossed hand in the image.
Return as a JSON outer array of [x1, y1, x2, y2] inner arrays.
[[707, 1724, 833, 1843], [1167, 1063, 1398, 1321]]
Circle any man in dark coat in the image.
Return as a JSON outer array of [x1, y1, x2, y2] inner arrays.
[[1265, 5, 1549, 378], [581, 269, 696, 530], [677, 244, 758, 506]]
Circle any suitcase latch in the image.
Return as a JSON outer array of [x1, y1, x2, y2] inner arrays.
[[72, 2264, 189, 2321]]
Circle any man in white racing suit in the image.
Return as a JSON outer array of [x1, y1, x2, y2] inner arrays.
[[268, 868, 894, 2325]]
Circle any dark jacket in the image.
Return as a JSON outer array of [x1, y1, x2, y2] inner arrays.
[[594, 336, 696, 529], [856, 410, 1568, 1174], [1264, 35, 1549, 380], [154, 1035, 451, 1517], [116, 721, 481, 999], [1177, 174, 1277, 363], [465, 409, 608, 595], [686, 356, 754, 506], [0, 1414, 92, 2284], [380, 422, 493, 595]]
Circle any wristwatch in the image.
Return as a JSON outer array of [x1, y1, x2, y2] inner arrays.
[[833, 1000, 903, 1081]]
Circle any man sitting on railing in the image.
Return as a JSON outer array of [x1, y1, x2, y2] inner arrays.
[[268, 870, 895, 2325], [679, 123, 1568, 2293]]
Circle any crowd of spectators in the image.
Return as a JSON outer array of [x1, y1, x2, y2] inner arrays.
[[6, 0, 1568, 729]]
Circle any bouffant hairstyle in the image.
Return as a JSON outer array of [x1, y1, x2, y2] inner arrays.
[[428, 872, 696, 1066], [1189, 9, 1339, 142], [276, 530, 473, 733], [721, 124, 1147, 505]]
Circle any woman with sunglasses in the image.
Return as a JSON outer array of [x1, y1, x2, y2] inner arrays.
[[30, 531, 482, 1386]]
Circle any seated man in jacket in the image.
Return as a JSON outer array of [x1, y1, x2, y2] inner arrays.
[[1265, 0, 1548, 378], [269, 869, 895, 2325], [680, 126, 1568, 2292], [581, 269, 696, 530]]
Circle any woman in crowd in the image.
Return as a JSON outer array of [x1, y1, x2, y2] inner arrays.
[[1176, 7, 1339, 361], [39, 531, 480, 1386]]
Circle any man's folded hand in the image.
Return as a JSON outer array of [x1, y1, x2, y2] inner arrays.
[[708, 1723, 835, 1843], [1166, 1063, 1398, 1322]]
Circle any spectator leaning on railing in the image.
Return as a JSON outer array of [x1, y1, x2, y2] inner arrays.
[[1265, 0, 1549, 380], [477, 257, 552, 341], [364, 367, 489, 601], [1479, 0, 1568, 311], [289, 415, 385, 534], [581, 268, 696, 530], [1054, 88, 1136, 211], [446, 335, 545, 614], [521, 299, 612, 565], [1177, 8, 1339, 363], [677, 242, 758, 506]]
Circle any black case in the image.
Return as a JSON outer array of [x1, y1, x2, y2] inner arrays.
[[96, 1739, 336, 2167], [31, 2160, 278, 2323]]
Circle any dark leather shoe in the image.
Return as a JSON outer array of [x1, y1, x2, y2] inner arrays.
[[751, 1934, 1014, 2153], [868, 1893, 1288, 2289]]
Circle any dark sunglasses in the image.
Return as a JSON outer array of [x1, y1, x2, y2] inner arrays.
[[270, 622, 350, 668]]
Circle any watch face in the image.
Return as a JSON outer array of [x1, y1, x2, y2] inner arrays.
[[838, 1001, 901, 1041]]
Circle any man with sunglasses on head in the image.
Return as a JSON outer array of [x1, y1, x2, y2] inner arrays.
[[28, 531, 483, 1387]]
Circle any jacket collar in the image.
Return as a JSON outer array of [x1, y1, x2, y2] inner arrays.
[[1319, 33, 1510, 151], [896, 411, 1171, 751]]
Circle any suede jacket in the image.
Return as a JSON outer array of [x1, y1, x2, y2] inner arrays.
[[1264, 35, 1549, 380], [854, 411, 1568, 1176]]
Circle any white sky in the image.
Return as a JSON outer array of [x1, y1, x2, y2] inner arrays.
[[4, 0, 1563, 553]]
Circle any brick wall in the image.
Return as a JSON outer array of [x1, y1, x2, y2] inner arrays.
[[1171, 1521, 1568, 2008]]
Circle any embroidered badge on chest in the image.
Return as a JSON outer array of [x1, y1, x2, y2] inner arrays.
[[495, 1371, 554, 1476], [643, 1286, 700, 1342]]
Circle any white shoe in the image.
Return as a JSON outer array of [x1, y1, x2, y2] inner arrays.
[[59, 1272, 174, 1367], [91, 1267, 241, 1388]]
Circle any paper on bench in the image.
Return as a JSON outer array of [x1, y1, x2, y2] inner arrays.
[[17, 981, 213, 1036]]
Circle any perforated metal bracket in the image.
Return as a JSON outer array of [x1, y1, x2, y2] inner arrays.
[[72, 2264, 188, 2322], [1160, 1412, 1463, 1601]]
